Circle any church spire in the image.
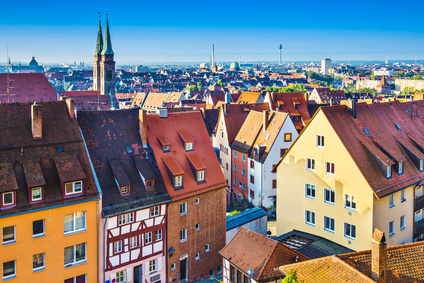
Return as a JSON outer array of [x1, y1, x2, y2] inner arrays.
[[101, 15, 114, 55], [94, 13, 103, 55]]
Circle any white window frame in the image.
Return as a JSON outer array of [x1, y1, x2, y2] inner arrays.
[[234, 164, 237, 172], [324, 216, 335, 233], [64, 243, 86, 266], [306, 158, 315, 171], [146, 180, 153, 189], [400, 215, 406, 231], [242, 168, 246, 176], [195, 198, 200, 205], [180, 228, 187, 242], [345, 194, 357, 210], [305, 210, 315, 226], [387, 165, 392, 178], [344, 223, 356, 240], [174, 175, 183, 187], [234, 151, 237, 158], [116, 270, 125, 283], [398, 162, 403, 174], [195, 253, 200, 260], [242, 154, 246, 162], [316, 135, 324, 148], [197, 170, 205, 182], [389, 220, 395, 237], [33, 219, 45, 237], [114, 240, 122, 253], [324, 188, 335, 205], [31, 187, 42, 202], [145, 232, 152, 244], [65, 181, 83, 195], [2, 191, 14, 206], [155, 229, 162, 241], [305, 184, 316, 199], [118, 212, 134, 225], [180, 202, 187, 215], [401, 189, 406, 202], [33, 252, 45, 271], [195, 223, 200, 231], [389, 194, 395, 208], [205, 244, 210, 252], [149, 259, 157, 273], [233, 178, 237, 186], [130, 236, 137, 249], [121, 186, 129, 194], [3, 260, 15, 280], [64, 211, 86, 234], [2, 226, 15, 244], [185, 142, 193, 151], [150, 206, 159, 217], [171, 263, 176, 271], [325, 162, 335, 175]]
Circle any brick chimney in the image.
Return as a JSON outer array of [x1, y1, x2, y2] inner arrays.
[[139, 110, 148, 148], [66, 98, 75, 119], [371, 229, 387, 283], [263, 110, 269, 132], [31, 102, 42, 140]]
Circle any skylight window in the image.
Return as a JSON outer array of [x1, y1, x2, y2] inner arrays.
[[395, 124, 401, 131], [265, 134, 270, 140], [364, 129, 370, 136], [57, 145, 63, 152], [126, 146, 132, 153]]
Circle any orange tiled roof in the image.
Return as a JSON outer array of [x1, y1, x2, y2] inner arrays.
[[268, 92, 311, 130], [236, 91, 262, 104]]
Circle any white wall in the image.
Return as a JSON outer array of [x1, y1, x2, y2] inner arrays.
[[226, 216, 268, 244]]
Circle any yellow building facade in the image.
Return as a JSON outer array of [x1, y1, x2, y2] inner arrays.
[[277, 104, 416, 251]]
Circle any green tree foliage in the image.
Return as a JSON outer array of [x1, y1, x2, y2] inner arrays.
[[264, 84, 306, 93], [307, 71, 334, 87], [217, 79, 224, 88], [282, 269, 303, 283], [184, 85, 198, 91], [228, 210, 241, 217], [197, 82, 203, 91]]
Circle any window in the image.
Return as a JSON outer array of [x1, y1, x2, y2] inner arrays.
[[324, 189, 335, 204], [31, 187, 42, 202], [195, 253, 200, 260], [250, 160, 255, 169], [305, 184, 316, 199], [116, 271, 125, 283], [234, 151, 237, 158], [210, 269, 215, 276], [114, 240, 122, 253], [3, 260, 15, 279], [65, 181, 83, 195], [401, 189, 406, 202], [272, 179, 277, 189], [2, 192, 14, 206], [293, 116, 299, 121], [284, 133, 292, 142], [250, 175, 254, 184], [233, 178, 237, 186], [163, 145, 170, 152], [155, 229, 162, 241], [33, 253, 45, 271], [174, 175, 183, 187], [324, 216, 335, 232], [146, 180, 154, 189], [344, 223, 356, 239], [33, 219, 44, 237], [205, 244, 210, 252], [64, 243, 86, 266], [398, 162, 403, 174], [180, 228, 187, 242], [180, 202, 187, 215], [64, 211, 86, 234], [150, 206, 159, 217], [171, 263, 176, 271], [305, 210, 315, 226], [325, 162, 335, 175], [280, 149, 287, 157], [316, 135, 325, 147], [149, 259, 157, 273], [197, 170, 205, 182], [130, 236, 137, 248], [250, 190, 254, 199], [387, 165, 392, 178], [400, 215, 406, 230], [265, 134, 270, 140], [64, 274, 86, 283], [118, 212, 134, 225], [145, 232, 152, 244], [195, 198, 200, 205], [218, 266, 222, 273], [121, 186, 129, 195], [226, 163, 229, 170], [234, 164, 237, 172], [306, 158, 315, 171], [389, 221, 395, 236], [345, 194, 356, 210], [242, 155, 246, 162], [241, 183, 246, 191], [389, 194, 395, 208], [2, 226, 15, 244], [242, 168, 246, 176], [185, 142, 193, 151], [195, 224, 200, 231]]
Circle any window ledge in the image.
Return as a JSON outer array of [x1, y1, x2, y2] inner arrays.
[[64, 229, 87, 236], [344, 207, 356, 212], [389, 232, 395, 237], [171, 268, 176, 271], [400, 227, 406, 231], [306, 169, 315, 172], [2, 275, 16, 281], [324, 201, 335, 205], [64, 260, 87, 269], [305, 196, 316, 200], [2, 240, 16, 246], [324, 229, 335, 234], [401, 199, 406, 203], [305, 222, 315, 227], [206, 249, 210, 253], [196, 228, 200, 231], [390, 204, 395, 208], [33, 233, 45, 239], [180, 213, 187, 216], [344, 236, 357, 241], [180, 239, 187, 243], [33, 267, 46, 273]]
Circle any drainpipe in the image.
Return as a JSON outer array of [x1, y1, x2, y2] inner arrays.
[[97, 200, 99, 283], [103, 216, 108, 283]]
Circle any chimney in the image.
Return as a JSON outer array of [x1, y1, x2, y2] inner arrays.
[[341, 98, 357, 118], [225, 92, 231, 104], [157, 108, 168, 118], [139, 110, 148, 148], [371, 229, 387, 283], [66, 98, 75, 119], [31, 102, 42, 140], [263, 110, 269, 132]]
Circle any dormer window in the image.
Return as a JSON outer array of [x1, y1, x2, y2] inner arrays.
[[421, 160, 424, 171], [185, 142, 194, 151], [163, 145, 170, 152], [2, 192, 15, 207], [398, 162, 403, 175], [174, 175, 183, 187], [146, 180, 154, 189], [65, 181, 83, 195], [197, 170, 205, 182], [387, 166, 392, 179], [121, 186, 130, 195], [31, 187, 43, 202]]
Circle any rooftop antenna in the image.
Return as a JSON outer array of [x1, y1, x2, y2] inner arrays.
[[279, 41, 282, 65], [6, 47, 14, 104]]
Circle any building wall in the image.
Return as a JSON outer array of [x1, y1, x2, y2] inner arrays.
[[232, 150, 248, 201], [395, 79, 424, 92], [249, 159, 262, 207], [356, 79, 380, 90], [167, 187, 226, 282], [0, 199, 99, 282], [276, 110, 375, 251], [226, 216, 268, 244]]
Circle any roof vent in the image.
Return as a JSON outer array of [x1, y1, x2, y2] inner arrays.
[[395, 124, 401, 131], [57, 145, 63, 152], [126, 146, 132, 153], [364, 128, 370, 136]]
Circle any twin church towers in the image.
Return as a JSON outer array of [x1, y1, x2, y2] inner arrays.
[[93, 14, 115, 98]]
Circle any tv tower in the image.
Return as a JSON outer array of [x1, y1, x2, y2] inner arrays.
[[279, 43, 282, 65]]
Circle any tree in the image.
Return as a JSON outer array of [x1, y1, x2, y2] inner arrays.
[[197, 82, 202, 91], [282, 269, 303, 283], [184, 85, 198, 91]]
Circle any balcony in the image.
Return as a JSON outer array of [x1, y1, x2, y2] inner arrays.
[[414, 219, 424, 237], [415, 195, 424, 211]]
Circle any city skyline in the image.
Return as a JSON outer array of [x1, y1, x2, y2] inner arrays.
[[1, 0, 424, 64]]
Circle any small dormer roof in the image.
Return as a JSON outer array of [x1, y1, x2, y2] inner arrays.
[[108, 158, 131, 187], [54, 155, 86, 183]]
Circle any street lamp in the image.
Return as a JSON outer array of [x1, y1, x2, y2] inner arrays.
[[247, 268, 254, 283]]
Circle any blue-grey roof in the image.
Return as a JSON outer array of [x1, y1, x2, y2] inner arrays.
[[226, 207, 267, 231]]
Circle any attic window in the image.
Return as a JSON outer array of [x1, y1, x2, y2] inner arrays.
[[398, 162, 403, 175], [272, 119, 276, 124], [31, 187, 43, 202], [57, 145, 63, 152], [65, 181, 83, 195], [265, 134, 270, 140], [121, 186, 130, 195], [2, 192, 15, 207], [126, 146, 132, 153], [163, 145, 170, 152], [197, 170, 205, 182], [174, 175, 183, 187], [421, 160, 424, 171], [185, 142, 194, 151], [387, 166, 392, 179], [146, 180, 154, 189], [406, 109, 410, 114]]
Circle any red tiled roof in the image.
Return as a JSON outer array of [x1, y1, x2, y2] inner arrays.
[[178, 130, 194, 143], [58, 90, 100, 96], [219, 227, 309, 281], [162, 155, 185, 176], [185, 151, 206, 171]]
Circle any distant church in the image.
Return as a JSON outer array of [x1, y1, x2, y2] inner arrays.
[[93, 15, 117, 108]]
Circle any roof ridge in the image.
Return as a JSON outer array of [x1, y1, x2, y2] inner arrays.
[[333, 256, 375, 282]]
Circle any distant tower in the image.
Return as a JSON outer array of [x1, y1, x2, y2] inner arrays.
[[93, 13, 103, 91], [100, 15, 116, 105], [385, 56, 389, 65], [279, 43, 282, 65], [211, 44, 217, 72], [321, 58, 332, 75]]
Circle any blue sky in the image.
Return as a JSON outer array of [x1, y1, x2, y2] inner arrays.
[[1, 0, 424, 64]]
